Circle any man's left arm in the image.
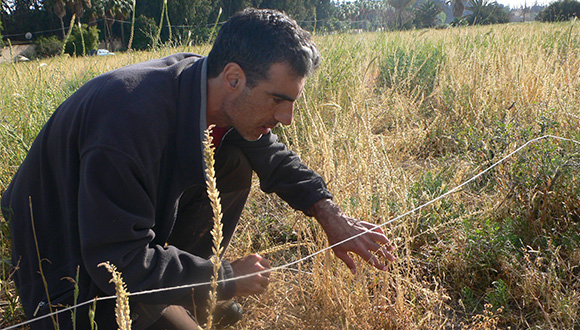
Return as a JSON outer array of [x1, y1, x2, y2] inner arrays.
[[226, 130, 332, 212]]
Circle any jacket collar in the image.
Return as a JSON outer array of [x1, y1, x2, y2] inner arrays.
[[175, 55, 206, 185]]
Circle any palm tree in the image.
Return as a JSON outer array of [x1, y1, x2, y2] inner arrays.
[[45, 0, 67, 38], [90, 0, 132, 48], [465, 0, 510, 24], [66, 0, 91, 25], [388, 0, 418, 28], [415, 0, 444, 28], [110, 0, 132, 45]]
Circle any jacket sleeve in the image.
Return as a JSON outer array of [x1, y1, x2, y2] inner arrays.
[[78, 146, 236, 304], [226, 129, 333, 214]]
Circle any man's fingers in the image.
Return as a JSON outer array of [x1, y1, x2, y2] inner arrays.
[[365, 230, 395, 257], [366, 230, 391, 246], [259, 257, 272, 278], [231, 254, 274, 296], [381, 247, 396, 262], [358, 220, 388, 237], [258, 274, 270, 287], [374, 246, 396, 262], [359, 249, 387, 271], [363, 234, 395, 258], [368, 241, 395, 261], [348, 239, 395, 270], [254, 280, 267, 294], [328, 218, 396, 273], [373, 245, 389, 259], [368, 223, 386, 236], [335, 249, 357, 274], [260, 257, 271, 268]]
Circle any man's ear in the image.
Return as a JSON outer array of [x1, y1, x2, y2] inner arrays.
[[222, 62, 246, 92]]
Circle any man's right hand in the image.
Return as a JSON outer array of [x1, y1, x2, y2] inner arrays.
[[229, 254, 271, 296]]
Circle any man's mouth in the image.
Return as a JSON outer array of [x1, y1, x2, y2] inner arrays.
[[259, 126, 271, 135], [259, 123, 278, 135]]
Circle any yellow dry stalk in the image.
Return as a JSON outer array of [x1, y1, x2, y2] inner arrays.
[[258, 242, 314, 256], [203, 124, 224, 329], [98, 261, 132, 330]]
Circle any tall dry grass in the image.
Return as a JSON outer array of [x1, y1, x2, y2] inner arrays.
[[1, 22, 579, 329]]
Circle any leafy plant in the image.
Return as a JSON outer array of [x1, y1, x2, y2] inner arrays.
[[0, 21, 4, 48], [130, 15, 158, 50], [486, 279, 509, 310], [35, 36, 64, 58], [64, 24, 99, 56], [536, 0, 580, 21]]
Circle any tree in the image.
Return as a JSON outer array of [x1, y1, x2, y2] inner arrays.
[[107, 0, 132, 45], [89, 0, 133, 48], [1, 0, 9, 14], [220, 0, 261, 18], [64, 23, 98, 55], [465, 0, 510, 24], [311, 0, 337, 31], [536, 0, 580, 21], [4, 0, 54, 38], [45, 0, 67, 38], [130, 14, 157, 50], [388, 0, 418, 28], [0, 20, 4, 47], [67, 0, 91, 25], [521, 1, 530, 21], [446, 0, 465, 19], [259, 0, 310, 21], [337, 0, 396, 31], [135, 0, 219, 44], [414, 0, 444, 28]]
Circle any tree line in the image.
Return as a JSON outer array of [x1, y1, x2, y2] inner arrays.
[[0, 0, 575, 54]]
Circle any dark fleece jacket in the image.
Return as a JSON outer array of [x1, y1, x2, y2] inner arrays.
[[1, 53, 332, 329]]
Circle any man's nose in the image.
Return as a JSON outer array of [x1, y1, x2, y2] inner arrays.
[[274, 103, 294, 126]]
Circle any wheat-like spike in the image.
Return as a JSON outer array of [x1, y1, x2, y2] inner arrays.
[[203, 124, 224, 329], [98, 262, 132, 330]]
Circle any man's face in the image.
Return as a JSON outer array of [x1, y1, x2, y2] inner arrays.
[[222, 62, 307, 141]]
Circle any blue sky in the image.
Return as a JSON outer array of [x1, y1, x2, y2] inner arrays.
[[498, 0, 553, 8], [338, 0, 554, 10]]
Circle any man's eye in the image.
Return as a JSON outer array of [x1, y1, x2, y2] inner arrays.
[[273, 98, 284, 104]]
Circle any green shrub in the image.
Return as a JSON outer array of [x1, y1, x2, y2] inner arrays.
[[65, 24, 99, 56], [0, 21, 4, 48], [536, 0, 580, 21], [35, 36, 64, 58], [131, 15, 158, 50]]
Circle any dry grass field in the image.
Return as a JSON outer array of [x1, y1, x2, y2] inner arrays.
[[1, 21, 579, 329]]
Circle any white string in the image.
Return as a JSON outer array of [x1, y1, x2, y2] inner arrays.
[[2, 134, 579, 330]]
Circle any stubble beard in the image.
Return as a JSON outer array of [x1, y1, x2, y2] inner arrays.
[[222, 90, 262, 142]]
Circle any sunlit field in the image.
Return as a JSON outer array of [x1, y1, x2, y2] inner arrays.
[[1, 21, 579, 329]]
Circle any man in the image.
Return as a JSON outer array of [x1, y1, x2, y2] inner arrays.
[[1, 8, 395, 329]]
